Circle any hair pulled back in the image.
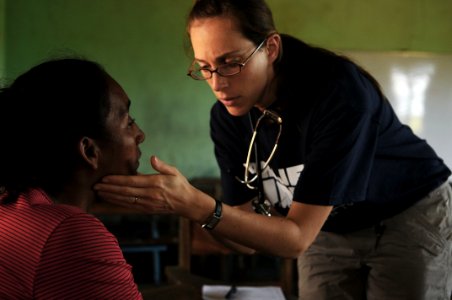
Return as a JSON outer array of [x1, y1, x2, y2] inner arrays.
[[187, 0, 277, 45]]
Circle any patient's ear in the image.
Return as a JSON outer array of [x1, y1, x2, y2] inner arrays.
[[79, 137, 100, 170]]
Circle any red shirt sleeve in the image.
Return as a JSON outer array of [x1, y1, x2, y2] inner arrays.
[[33, 213, 142, 299]]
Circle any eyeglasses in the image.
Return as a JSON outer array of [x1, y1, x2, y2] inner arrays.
[[187, 39, 267, 80], [235, 109, 282, 190]]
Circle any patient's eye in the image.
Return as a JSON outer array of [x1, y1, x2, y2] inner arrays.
[[127, 115, 136, 127]]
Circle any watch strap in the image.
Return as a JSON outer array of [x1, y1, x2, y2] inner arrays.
[[201, 199, 222, 230]]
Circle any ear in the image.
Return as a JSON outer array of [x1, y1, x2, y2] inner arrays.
[[265, 33, 281, 64], [79, 137, 101, 170]]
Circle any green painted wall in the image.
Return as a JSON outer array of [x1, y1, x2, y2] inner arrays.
[[0, 0, 5, 79], [4, 0, 452, 178], [270, 0, 452, 52]]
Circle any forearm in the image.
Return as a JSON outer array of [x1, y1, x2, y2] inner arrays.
[[206, 199, 280, 255], [191, 191, 312, 258], [93, 158, 331, 258], [214, 205, 305, 258], [210, 231, 257, 255]]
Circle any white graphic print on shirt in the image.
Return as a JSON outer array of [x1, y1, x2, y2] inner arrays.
[[247, 162, 304, 209]]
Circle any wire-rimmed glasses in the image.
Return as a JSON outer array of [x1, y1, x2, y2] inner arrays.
[[187, 39, 267, 80], [235, 109, 282, 190]]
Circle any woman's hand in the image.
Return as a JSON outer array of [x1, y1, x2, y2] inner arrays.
[[94, 156, 332, 257], [94, 156, 204, 219]]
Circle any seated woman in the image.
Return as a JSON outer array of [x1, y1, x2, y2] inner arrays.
[[0, 58, 145, 299]]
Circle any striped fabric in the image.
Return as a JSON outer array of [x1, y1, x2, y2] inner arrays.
[[0, 188, 142, 299]]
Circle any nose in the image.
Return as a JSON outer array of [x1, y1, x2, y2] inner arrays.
[[136, 127, 145, 144], [210, 72, 228, 91]]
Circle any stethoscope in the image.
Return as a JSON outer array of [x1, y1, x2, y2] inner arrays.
[[235, 109, 283, 216]]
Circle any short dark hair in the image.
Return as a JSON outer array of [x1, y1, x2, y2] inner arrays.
[[0, 58, 112, 202]]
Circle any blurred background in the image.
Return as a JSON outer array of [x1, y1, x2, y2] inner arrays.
[[1, 0, 451, 178]]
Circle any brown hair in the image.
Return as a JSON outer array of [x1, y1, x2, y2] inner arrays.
[[186, 0, 383, 98], [186, 0, 277, 46]]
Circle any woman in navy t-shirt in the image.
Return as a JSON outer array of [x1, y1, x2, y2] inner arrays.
[[95, 1, 452, 299]]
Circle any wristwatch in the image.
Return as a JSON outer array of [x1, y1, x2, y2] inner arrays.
[[201, 199, 222, 230]]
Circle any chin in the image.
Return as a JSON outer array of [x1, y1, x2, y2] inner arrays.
[[131, 160, 140, 175], [130, 166, 139, 175], [118, 165, 138, 176], [225, 106, 250, 117]]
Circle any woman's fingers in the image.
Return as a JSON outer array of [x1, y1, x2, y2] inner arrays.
[[96, 190, 172, 214], [92, 156, 191, 215], [94, 180, 144, 197], [98, 174, 160, 187], [98, 156, 182, 188], [96, 156, 184, 190], [150, 155, 180, 176]]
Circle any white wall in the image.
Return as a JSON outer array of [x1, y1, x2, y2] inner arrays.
[[345, 51, 452, 176]]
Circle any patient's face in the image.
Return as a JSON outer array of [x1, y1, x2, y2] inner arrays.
[[99, 78, 145, 175]]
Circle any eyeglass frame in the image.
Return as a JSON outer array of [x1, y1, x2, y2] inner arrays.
[[235, 109, 283, 190], [187, 39, 267, 80]]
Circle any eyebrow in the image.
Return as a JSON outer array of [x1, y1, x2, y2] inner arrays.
[[117, 99, 131, 119], [124, 99, 131, 116], [194, 49, 243, 64]]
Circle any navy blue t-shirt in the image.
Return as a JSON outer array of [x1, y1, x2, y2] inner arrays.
[[210, 35, 451, 233]]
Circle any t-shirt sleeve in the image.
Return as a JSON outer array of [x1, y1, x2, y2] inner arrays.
[[294, 67, 381, 206], [34, 213, 142, 300]]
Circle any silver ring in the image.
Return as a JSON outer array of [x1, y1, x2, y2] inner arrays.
[[132, 196, 139, 204]]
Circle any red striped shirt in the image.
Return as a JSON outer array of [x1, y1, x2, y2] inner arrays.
[[0, 188, 142, 299]]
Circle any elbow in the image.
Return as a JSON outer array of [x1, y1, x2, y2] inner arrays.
[[283, 234, 313, 258], [285, 243, 307, 259], [282, 218, 321, 258]]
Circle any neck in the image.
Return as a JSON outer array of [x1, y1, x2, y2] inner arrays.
[[255, 68, 278, 112], [49, 173, 96, 212], [51, 188, 93, 211]]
